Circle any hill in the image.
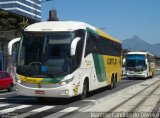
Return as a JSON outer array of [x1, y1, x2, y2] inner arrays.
[[122, 35, 160, 56]]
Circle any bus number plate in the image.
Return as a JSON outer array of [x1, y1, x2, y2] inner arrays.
[[129, 71, 134, 74], [35, 90, 45, 94]]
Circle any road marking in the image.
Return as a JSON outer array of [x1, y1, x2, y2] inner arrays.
[[79, 105, 92, 111], [82, 100, 96, 102], [32, 106, 55, 112], [0, 105, 31, 115], [0, 104, 9, 107], [12, 106, 55, 118], [44, 107, 79, 118]]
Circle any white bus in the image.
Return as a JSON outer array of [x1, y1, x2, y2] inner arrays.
[[8, 21, 122, 99], [125, 51, 155, 78]]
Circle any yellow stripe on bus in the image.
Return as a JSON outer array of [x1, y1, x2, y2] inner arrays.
[[18, 75, 43, 84], [96, 29, 121, 43]]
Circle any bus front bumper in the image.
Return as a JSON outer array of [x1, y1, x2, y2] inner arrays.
[[126, 74, 145, 78], [16, 82, 78, 98], [125, 70, 148, 78], [126, 73, 146, 78]]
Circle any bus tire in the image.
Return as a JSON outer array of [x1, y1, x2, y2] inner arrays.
[[108, 75, 116, 90], [79, 79, 88, 100]]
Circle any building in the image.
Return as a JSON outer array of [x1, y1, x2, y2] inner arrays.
[[0, 0, 42, 71], [0, 0, 41, 22]]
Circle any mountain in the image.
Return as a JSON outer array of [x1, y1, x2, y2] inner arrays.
[[122, 35, 160, 56]]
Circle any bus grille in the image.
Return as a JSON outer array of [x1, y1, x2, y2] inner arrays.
[[20, 82, 60, 88]]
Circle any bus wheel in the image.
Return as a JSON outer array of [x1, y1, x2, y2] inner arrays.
[[108, 76, 116, 90], [80, 80, 88, 100]]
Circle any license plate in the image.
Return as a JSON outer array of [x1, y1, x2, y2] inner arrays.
[[129, 71, 134, 74], [35, 90, 45, 94]]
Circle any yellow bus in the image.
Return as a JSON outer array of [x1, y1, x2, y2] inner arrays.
[[8, 21, 122, 99]]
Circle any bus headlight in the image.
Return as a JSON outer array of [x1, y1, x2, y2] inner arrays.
[[59, 74, 75, 86]]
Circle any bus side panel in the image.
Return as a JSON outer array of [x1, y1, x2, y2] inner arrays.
[[103, 55, 122, 84], [82, 54, 122, 91], [81, 54, 107, 91], [149, 62, 155, 77], [92, 54, 107, 82]]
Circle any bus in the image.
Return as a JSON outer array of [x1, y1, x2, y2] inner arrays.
[[8, 21, 122, 99], [125, 51, 155, 79]]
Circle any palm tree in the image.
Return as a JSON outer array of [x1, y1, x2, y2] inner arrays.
[[18, 18, 29, 30]]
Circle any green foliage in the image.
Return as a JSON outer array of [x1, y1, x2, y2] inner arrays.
[[0, 10, 9, 17], [0, 10, 17, 30], [18, 18, 29, 29]]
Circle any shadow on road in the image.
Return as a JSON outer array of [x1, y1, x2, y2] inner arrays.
[[1, 86, 114, 106], [0, 90, 8, 94], [122, 77, 148, 80], [1, 95, 81, 105]]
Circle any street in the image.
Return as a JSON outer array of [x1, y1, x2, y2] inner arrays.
[[0, 71, 160, 118], [0, 1, 160, 118]]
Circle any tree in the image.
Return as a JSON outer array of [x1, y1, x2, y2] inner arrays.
[[0, 10, 17, 70], [0, 10, 17, 50], [0, 10, 17, 31], [18, 18, 29, 30]]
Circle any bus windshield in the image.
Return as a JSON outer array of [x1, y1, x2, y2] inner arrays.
[[17, 32, 74, 77], [126, 55, 146, 71]]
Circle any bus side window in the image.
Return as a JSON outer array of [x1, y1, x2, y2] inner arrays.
[[85, 31, 97, 57]]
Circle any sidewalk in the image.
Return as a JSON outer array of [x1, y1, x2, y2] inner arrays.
[[79, 76, 160, 117]]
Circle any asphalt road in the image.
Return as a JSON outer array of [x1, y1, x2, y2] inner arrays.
[[0, 71, 159, 118]]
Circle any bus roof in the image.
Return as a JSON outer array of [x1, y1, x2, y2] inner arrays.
[[24, 21, 120, 43], [127, 51, 154, 56]]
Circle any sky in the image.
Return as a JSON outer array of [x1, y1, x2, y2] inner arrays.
[[41, 0, 160, 44]]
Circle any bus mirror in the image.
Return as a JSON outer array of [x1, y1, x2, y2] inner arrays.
[[8, 37, 21, 55], [70, 37, 81, 56], [122, 58, 126, 66], [145, 59, 148, 64]]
